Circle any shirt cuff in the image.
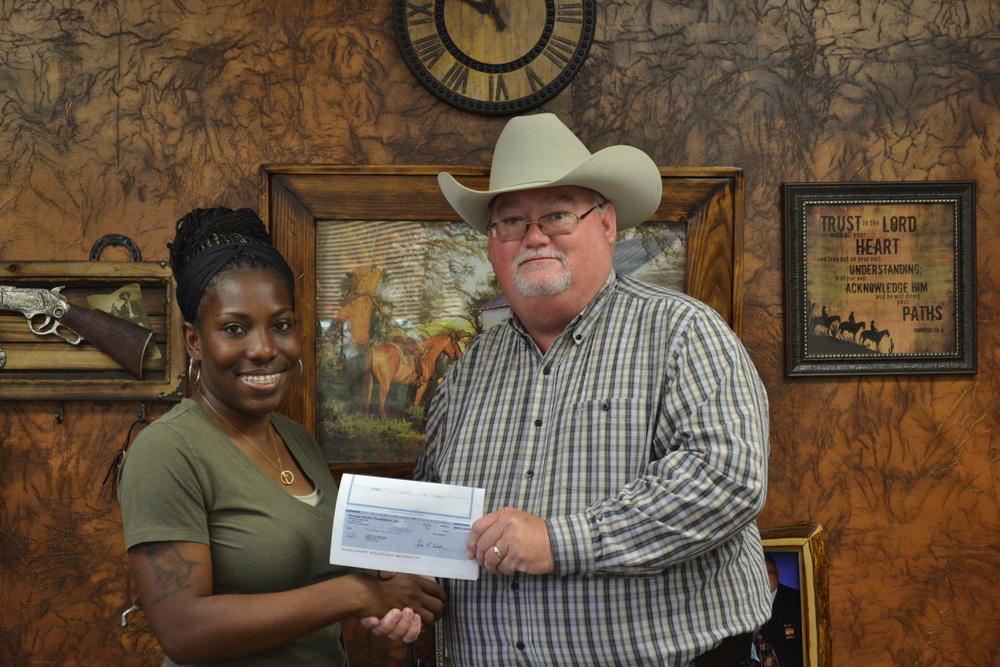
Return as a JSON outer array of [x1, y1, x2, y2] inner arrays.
[[546, 513, 596, 576]]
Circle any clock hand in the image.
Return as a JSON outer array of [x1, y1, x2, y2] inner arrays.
[[459, 0, 491, 15], [483, 0, 507, 30], [459, 0, 507, 30]]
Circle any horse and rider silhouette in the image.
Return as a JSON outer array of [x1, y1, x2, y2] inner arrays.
[[810, 305, 840, 336], [811, 305, 892, 352], [859, 320, 892, 352], [361, 330, 469, 419], [837, 311, 866, 342]]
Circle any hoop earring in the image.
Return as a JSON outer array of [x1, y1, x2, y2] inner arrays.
[[187, 358, 201, 385], [297, 358, 304, 378]]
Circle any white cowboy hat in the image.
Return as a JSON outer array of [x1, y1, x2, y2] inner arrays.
[[438, 113, 663, 234]]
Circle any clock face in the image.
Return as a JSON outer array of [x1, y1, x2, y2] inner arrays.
[[393, 0, 597, 115]]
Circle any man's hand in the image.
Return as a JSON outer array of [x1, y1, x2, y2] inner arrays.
[[467, 507, 554, 576]]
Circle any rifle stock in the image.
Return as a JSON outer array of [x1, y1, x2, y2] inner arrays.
[[58, 305, 154, 379]]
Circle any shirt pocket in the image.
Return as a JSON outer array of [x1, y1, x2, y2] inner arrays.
[[552, 397, 651, 508]]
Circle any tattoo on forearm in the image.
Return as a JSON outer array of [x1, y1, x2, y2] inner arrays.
[[144, 543, 199, 605]]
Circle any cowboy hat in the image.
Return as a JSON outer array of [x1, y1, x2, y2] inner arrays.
[[438, 113, 662, 234]]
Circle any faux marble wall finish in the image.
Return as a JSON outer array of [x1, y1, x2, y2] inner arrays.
[[1, 1, 998, 664]]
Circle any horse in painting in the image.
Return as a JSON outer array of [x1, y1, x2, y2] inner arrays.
[[362, 331, 467, 419]]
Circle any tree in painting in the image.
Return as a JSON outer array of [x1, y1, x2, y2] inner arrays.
[[315, 220, 493, 462]]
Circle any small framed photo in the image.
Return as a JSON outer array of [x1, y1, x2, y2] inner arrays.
[[759, 523, 830, 667], [783, 181, 975, 376]]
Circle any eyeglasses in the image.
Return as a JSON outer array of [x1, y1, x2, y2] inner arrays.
[[486, 204, 602, 241]]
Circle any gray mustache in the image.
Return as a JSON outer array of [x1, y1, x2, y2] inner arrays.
[[515, 250, 568, 267]]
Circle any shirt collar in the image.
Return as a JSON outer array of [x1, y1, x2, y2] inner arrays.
[[507, 269, 618, 347]]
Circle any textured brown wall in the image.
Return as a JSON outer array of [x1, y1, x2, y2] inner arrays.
[[2, 1, 998, 664]]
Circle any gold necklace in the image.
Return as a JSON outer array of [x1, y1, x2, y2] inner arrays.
[[200, 393, 295, 486]]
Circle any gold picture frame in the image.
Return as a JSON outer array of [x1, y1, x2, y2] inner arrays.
[[760, 523, 830, 667]]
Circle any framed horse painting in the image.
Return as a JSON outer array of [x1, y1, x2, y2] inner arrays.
[[260, 165, 745, 473], [783, 181, 976, 376], [261, 164, 744, 666]]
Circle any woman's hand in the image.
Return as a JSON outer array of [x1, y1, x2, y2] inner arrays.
[[359, 607, 422, 643], [351, 572, 445, 624], [358, 572, 438, 642]]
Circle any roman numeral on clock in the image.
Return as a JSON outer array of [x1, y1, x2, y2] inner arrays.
[[556, 3, 583, 23], [442, 63, 470, 94], [525, 66, 545, 92], [407, 1, 433, 24], [413, 34, 444, 68], [489, 74, 509, 101], [543, 36, 576, 67]]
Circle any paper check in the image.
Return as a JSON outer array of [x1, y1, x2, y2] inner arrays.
[[330, 474, 485, 580]]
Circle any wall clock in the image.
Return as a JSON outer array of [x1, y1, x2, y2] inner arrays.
[[393, 1, 597, 115]]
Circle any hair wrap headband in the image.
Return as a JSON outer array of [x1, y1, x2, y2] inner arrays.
[[176, 243, 295, 322]]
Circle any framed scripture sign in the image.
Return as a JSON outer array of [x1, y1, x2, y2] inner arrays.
[[783, 181, 975, 376]]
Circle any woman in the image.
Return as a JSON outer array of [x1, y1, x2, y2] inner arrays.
[[118, 207, 444, 665]]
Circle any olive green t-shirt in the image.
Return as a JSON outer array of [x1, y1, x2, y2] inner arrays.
[[118, 399, 349, 666]]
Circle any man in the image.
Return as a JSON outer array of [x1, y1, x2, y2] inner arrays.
[[112, 289, 139, 322], [756, 555, 804, 667], [415, 113, 771, 665]]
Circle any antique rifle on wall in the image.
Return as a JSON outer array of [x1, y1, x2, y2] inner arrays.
[[0, 285, 154, 379]]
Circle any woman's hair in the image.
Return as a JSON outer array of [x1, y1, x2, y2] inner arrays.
[[168, 207, 295, 323]]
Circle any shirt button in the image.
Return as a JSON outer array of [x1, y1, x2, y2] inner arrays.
[[525, 470, 534, 479], [511, 581, 519, 591], [601, 401, 610, 411], [516, 641, 526, 650], [573, 334, 582, 341], [534, 418, 542, 427], [543, 365, 552, 375]]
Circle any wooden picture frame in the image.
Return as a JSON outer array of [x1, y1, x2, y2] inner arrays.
[[261, 164, 744, 475], [760, 523, 830, 667], [0, 261, 185, 401], [261, 163, 744, 666], [783, 181, 976, 376]]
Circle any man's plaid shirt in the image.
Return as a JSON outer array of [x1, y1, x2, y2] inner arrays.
[[416, 274, 771, 666]]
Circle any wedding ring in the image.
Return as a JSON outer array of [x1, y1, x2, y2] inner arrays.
[[491, 545, 505, 561]]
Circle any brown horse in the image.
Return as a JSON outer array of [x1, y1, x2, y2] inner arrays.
[[362, 331, 467, 419]]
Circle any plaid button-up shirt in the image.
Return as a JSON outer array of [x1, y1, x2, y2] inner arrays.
[[416, 274, 771, 666]]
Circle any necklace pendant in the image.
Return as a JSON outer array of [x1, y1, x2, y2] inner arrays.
[[279, 470, 295, 486]]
